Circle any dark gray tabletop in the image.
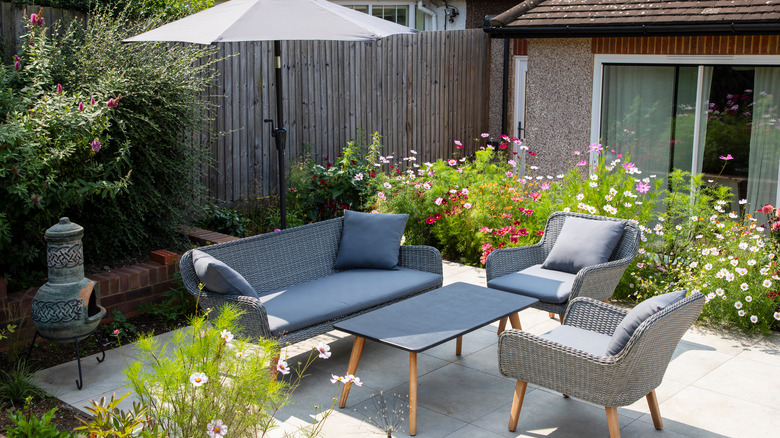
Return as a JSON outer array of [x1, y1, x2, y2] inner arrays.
[[334, 282, 538, 353]]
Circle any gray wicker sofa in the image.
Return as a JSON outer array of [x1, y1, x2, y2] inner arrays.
[[179, 217, 443, 345]]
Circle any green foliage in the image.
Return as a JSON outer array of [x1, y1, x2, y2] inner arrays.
[[97, 310, 138, 344], [0, 361, 45, 408], [124, 304, 336, 437], [9, 0, 214, 21], [5, 397, 74, 438], [195, 204, 248, 238], [139, 270, 198, 322], [76, 392, 168, 438], [290, 130, 383, 222], [0, 10, 218, 284]]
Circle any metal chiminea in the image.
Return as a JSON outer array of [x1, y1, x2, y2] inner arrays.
[[29, 217, 107, 389]]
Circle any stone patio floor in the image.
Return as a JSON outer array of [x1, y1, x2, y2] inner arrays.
[[34, 261, 780, 437]]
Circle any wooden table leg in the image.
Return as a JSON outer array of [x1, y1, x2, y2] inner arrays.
[[497, 317, 508, 335], [508, 312, 522, 330], [456, 336, 463, 355], [339, 336, 365, 408], [409, 352, 418, 436]]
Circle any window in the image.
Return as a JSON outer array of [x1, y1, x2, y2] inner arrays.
[[344, 4, 411, 27], [592, 56, 780, 211]]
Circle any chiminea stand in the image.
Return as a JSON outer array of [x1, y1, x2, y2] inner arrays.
[[25, 329, 106, 390]]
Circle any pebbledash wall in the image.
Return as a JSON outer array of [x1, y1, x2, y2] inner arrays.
[[504, 34, 780, 177]]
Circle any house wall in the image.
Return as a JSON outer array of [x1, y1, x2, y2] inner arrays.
[[524, 38, 593, 175]]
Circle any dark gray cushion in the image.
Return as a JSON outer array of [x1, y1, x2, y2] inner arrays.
[[606, 290, 687, 355], [258, 267, 441, 335], [191, 249, 259, 299], [487, 264, 575, 304], [540, 325, 612, 356], [334, 210, 409, 270], [542, 216, 625, 274]]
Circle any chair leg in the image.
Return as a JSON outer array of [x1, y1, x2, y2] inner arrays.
[[548, 312, 556, 319], [646, 390, 663, 430], [605, 406, 620, 438], [508, 380, 528, 432], [497, 317, 508, 335]]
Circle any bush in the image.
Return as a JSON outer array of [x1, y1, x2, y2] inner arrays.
[[9, 0, 214, 21], [0, 10, 218, 284], [5, 398, 74, 438], [195, 204, 249, 238]]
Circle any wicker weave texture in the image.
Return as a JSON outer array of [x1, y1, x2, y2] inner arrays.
[[498, 293, 704, 407], [485, 211, 640, 318], [179, 217, 443, 344]]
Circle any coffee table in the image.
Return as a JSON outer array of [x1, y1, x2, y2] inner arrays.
[[334, 281, 538, 435]]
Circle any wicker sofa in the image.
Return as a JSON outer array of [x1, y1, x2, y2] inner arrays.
[[179, 217, 443, 345]]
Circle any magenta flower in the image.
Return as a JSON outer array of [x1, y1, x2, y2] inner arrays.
[[636, 181, 650, 193], [90, 96, 96, 105], [78, 101, 84, 111], [454, 140, 464, 149], [447, 159, 457, 166], [622, 162, 636, 170], [481, 133, 489, 138], [90, 139, 101, 152], [720, 154, 734, 161], [56, 83, 62, 95], [30, 13, 44, 27], [588, 143, 603, 153], [576, 160, 587, 166], [106, 94, 121, 108], [13, 55, 20, 71]]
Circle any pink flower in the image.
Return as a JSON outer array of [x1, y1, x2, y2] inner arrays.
[[481, 133, 489, 138], [506, 171, 513, 178], [90, 96, 96, 105], [106, 94, 121, 108], [377, 192, 386, 200], [499, 143, 508, 150], [760, 204, 775, 214], [448, 159, 457, 166], [622, 162, 636, 170], [536, 230, 544, 237], [588, 143, 603, 153], [464, 203, 472, 209], [720, 154, 734, 161], [13, 55, 20, 71], [573, 150, 581, 155], [78, 101, 84, 111], [541, 182, 550, 190], [576, 161, 587, 166], [90, 139, 101, 152], [434, 197, 444, 206], [636, 182, 650, 193], [530, 192, 541, 201], [56, 83, 62, 94], [30, 13, 44, 27], [454, 140, 464, 149]]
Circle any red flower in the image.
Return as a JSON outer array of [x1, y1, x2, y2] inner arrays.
[[536, 230, 544, 237], [499, 143, 508, 150], [370, 173, 376, 177], [528, 151, 536, 156], [319, 180, 326, 185], [326, 162, 332, 168]]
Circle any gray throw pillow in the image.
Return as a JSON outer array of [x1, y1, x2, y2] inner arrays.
[[606, 290, 687, 355], [334, 210, 409, 270], [191, 249, 259, 298], [542, 216, 625, 274]]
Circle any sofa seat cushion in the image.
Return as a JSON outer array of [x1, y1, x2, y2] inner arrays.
[[487, 264, 575, 304], [259, 267, 441, 335], [539, 325, 611, 356]]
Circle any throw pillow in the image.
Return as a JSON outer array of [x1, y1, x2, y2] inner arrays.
[[542, 216, 625, 274], [334, 210, 409, 270], [191, 249, 259, 298], [606, 290, 687, 355]]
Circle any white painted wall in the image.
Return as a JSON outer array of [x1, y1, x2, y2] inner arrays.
[[330, 0, 467, 31]]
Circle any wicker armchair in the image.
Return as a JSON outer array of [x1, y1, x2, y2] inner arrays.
[[486, 211, 640, 323], [498, 293, 705, 438]]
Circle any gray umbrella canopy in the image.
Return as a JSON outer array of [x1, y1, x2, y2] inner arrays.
[[123, 0, 418, 44], [125, 0, 417, 228]]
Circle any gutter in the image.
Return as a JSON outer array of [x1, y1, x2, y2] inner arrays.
[[417, 1, 437, 31], [483, 22, 780, 39]]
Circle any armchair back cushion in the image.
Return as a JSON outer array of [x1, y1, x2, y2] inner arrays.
[[606, 290, 687, 355], [192, 249, 259, 298], [542, 216, 625, 274], [334, 210, 409, 270]]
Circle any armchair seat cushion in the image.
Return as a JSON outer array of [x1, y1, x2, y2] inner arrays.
[[539, 325, 612, 356], [259, 267, 441, 335], [487, 264, 575, 304]]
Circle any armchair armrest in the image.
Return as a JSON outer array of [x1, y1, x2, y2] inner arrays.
[[568, 254, 635, 303], [562, 297, 628, 336], [197, 291, 274, 340], [399, 245, 443, 276], [485, 243, 547, 281]]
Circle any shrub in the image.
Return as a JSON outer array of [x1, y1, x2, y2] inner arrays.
[[290, 130, 383, 222], [0, 10, 218, 285], [195, 204, 249, 238], [0, 361, 45, 408], [9, 0, 214, 21], [5, 397, 74, 438]]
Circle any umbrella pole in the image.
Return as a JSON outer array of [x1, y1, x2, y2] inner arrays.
[[273, 39, 287, 229]]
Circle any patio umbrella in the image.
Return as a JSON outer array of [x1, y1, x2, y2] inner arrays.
[[124, 0, 417, 228]]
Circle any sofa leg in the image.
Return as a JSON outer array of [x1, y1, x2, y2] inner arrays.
[[508, 380, 527, 432], [548, 312, 556, 319], [646, 390, 663, 430], [605, 406, 620, 438]]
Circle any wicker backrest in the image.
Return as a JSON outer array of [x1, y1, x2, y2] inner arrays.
[[541, 211, 640, 262], [180, 217, 344, 296]]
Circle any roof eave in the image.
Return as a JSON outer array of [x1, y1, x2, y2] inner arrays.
[[484, 22, 780, 39]]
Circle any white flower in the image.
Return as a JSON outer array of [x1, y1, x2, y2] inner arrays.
[[691, 216, 699, 221], [745, 295, 753, 302], [702, 248, 711, 256], [624, 202, 633, 208], [530, 165, 539, 170], [676, 225, 682, 230], [330, 374, 347, 384], [190, 372, 208, 387], [563, 207, 571, 212], [707, 292, 716, 300], [354, 173, 364, 181], [689, 261, 698, 269], [609, 188, 618, 195], [750, 315, 758, 323], [739, 199, 748, 204], [377, 192, 386, 200], [434, 197, 444, 205], [346, 374, 363, 386], [774, 311, 780, 320], [461, 188, 469, 195], [739, 242, 749, 250], [589, 181, 598, 188], [576, 193, 584, 201], [207, 419, 227, 438], [747, 259, 757, 266], [750, 246, 759, 253], [316, 342, 332, 359], [638, 248, 646, 254], [726, 272, 735, 282], [704, 263, 713, 271], [557, 174, 565, 178], [738, 310, 746, 317], [729, 212, 738, 218], [220, 329, 234, 343], [717, 200, 727, 205], [384, 182, 392, 189], [464, 202, 472, 209], [740, 283, 749, 291], [730, 259, 739, 267], [590, 174, 598, 181], [736, 267, 748, 276], [716, 288, 725, 296], [235, 350, 246, 360], [734, 301, 743, 309], [277, 359, 291, 375]]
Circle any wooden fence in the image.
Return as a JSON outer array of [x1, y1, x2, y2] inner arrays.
[[1, 3, 491, 204], [0, 2, 85, 51]]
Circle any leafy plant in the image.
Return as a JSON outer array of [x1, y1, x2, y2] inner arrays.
[[5, 397, 74, 438], [76, 392, 168, 438], [195, 204, 248, 238], [95, 310, 137, 345], [0, 361, 46, 408]]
